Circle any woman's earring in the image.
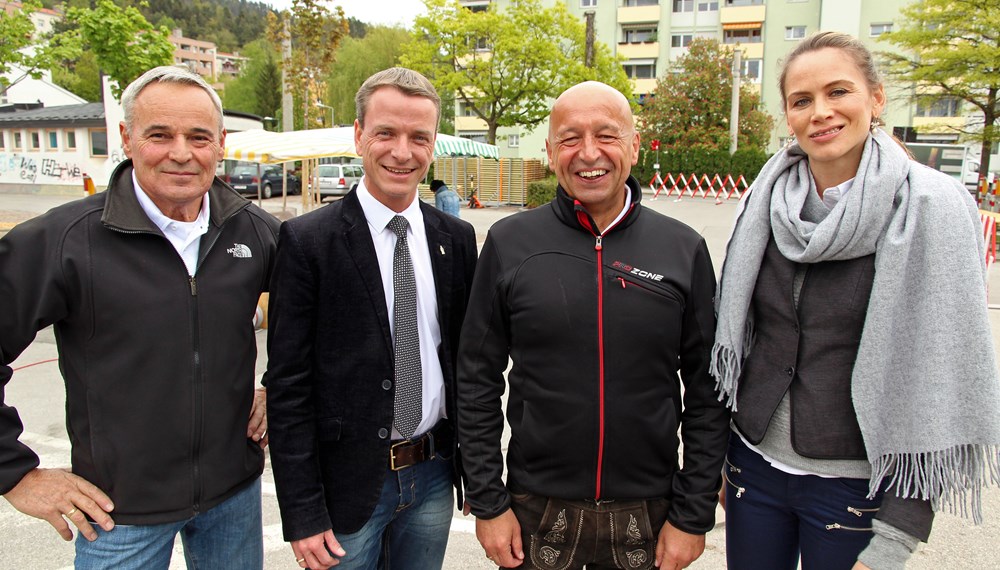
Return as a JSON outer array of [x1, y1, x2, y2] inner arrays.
[[784, 135, 796, 149], [870, 116, 881, 135]]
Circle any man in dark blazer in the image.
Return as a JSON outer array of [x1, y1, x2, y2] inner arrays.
[[264, 67, 478, 570]]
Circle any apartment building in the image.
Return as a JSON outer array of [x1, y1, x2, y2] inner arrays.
[[455, 0, 976, 167], [168, 28, 218, 80]]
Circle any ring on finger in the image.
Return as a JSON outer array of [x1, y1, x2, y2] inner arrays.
[[65, 508, 77, 517], [296, 557, 305, 563]]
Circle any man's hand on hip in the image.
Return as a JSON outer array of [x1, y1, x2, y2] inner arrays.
[[291, 530, 345, 569], [655, 520, 704, 569], [477, 508, 524, 567], [3, 467, 114, 541]]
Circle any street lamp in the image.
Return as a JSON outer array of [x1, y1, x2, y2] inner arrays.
[[316, 103, 335, 127]]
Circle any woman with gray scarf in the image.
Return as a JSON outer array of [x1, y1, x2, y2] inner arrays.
[[712, 32, 1000, 570]]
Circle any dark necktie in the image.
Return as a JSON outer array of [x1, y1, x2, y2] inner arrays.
[[388, 215, 422, 439]]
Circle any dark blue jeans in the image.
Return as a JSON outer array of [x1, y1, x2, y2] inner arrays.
[[332, 453, 453, 570], [75, 477, 262, 570], [724, 435, 883, 570]]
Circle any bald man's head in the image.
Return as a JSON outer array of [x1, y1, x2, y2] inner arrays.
[[549, 82, 633, 140], [545, 82, 639, 225]]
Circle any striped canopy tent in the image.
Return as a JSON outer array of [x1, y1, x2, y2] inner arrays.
[[223, 127, 499, 164]]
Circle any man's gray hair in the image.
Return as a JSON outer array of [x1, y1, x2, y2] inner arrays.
[[355, 67, 440, 128], [121, 65, 224, 134]]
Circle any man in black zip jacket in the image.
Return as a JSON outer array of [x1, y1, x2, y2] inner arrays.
[[457, 82, 730, 570], [0, 66, 278, 568]]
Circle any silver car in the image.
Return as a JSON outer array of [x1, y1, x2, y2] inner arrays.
[[317, 164, 364, 196]]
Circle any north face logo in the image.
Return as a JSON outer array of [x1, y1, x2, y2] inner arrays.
[[227, 243, 252, 258]]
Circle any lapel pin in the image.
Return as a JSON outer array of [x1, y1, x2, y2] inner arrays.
[[439, 245, 446, 255]]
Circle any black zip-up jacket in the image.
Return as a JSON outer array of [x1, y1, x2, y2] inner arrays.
[[457, 177, 730, 534], [0, 160, 279, 524]]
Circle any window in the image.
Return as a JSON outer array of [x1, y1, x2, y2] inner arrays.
[[508, 134, 520, 148], [785, 26, 806, 40], [622, 26, 657, 43], [623, 61, 656, 79], [581, 0, 597, 6], [469, 36, 489, 51], [65, 130, 77, 149], [697, 1, 718, 9], [458, 100, 478, 117], [29, 131, 41, 151], [46, 130, 59, 150], [916, 97, 962, 117], [13, 131, 22, 150], [724, 28, 762, 43], [742, 58, 762, 83], [90, 129, 108, 156], [870, 23, 893, 37], [671, 34, 693, 48], [673, 0, 693, 11], [623, 0, 658, 6], [0, 132, 5, 150], [726, 0, 763, 4]]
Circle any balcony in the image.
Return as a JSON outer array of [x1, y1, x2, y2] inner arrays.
[[455, 116, 488, 131], [618, 5, 661, 24], [631, 78, 658, 95], [730, 42, 763, 59], [720, 4, 765, 24], [618, 42, 660, 59]]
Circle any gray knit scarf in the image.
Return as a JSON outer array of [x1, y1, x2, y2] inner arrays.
[[711, 129, 1000, 522]]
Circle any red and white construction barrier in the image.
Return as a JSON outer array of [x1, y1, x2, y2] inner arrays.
[[648, 172, 749, 203]]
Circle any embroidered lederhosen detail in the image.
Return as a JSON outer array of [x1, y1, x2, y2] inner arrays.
[[528, 503, 583, 569], [609, 505, 656, 569]]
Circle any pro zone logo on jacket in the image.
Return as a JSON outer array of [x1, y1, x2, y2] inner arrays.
[[611, 260, 663, 282]]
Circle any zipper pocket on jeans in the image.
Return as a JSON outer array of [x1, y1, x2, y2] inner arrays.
[[721, 469, 745, 499], [847, 506, 879, 517], [825, 523, 872, 532]]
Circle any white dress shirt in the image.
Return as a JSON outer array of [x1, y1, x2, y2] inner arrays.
[[356, 179, 446, 440], [133, 171, 210, 276]]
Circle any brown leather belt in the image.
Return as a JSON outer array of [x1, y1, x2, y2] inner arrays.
[[389, 420, 452, 471]]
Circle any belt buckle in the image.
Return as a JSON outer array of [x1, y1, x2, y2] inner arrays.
[[390, 439, 409, 471]]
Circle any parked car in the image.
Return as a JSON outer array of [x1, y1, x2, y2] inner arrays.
[[317, 163, 364, 196], [224, 165, 301, 199]]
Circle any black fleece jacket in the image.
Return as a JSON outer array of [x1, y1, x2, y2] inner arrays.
[[0, 160, 279, 523], [457, 177, 730, 534]]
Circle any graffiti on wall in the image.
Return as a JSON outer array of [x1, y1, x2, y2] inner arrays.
[[0, 153, 86, 184]]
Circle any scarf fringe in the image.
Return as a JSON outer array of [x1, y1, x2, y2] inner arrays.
[[711, 320, 755, 412], [710, 343, 740, 411], [870, 444, 1000, 524]]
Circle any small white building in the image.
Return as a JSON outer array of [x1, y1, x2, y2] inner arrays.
[[0, 79, 263, 195]]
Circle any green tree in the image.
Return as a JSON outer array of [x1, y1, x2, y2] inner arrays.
[[222, 39, 282, 124], [878, 0, 1000, 178], [268, 0, 349, 130], [401, 0, 631, 144], [60, 0, 175, 100], [0, 0, 75, 95], [51, 50, 101, 101], [639, 38, 773, 153], [325, 26, 412, 127]]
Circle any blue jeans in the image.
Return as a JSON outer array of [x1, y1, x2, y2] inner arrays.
[[75, 478, 263, 570], [724, 435, 884, 570], [333, 453, 454, 570]]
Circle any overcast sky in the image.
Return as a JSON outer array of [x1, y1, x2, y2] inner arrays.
[[264, 0, 428, 28]]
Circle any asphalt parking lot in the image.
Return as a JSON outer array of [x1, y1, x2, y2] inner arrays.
[[2, 189, 1000, 568]]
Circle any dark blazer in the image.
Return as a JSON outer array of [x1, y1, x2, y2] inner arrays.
[[264, 190, 478, 541]]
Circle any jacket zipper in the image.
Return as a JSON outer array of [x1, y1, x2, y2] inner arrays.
[[574, 201, 634, 501], [594, 234, 605, 500], [189, 276, 203, 513]]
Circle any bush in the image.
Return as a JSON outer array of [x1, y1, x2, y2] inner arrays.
[[635, 146, 772, 186], [527, 176, 559, 208]]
